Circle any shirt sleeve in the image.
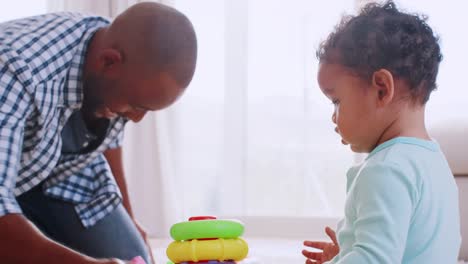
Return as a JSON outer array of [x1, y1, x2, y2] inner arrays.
[[0, 68, 31, 217], [335, 162, 417, 264]]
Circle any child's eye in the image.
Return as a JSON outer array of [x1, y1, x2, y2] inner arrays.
[[331, 99, 340, 106]]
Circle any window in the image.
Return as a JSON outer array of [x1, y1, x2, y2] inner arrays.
[[170, 0, 467, 221], [172, 0, 357, 219]]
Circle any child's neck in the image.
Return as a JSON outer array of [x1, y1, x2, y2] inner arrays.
[[376, 105, 430, 146]]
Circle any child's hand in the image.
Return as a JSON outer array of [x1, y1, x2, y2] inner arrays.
[[302, 227, 339, 264]]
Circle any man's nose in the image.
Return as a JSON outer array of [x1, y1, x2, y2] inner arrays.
[[332, 112, 337, 124]]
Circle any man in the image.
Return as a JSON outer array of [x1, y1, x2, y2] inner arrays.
[[0, 2, 197, 264]]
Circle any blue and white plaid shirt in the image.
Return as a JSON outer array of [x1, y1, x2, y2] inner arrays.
[[0, 13, 127, 227]]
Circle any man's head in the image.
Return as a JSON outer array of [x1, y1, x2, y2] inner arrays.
[[83, 2, 197, 122]]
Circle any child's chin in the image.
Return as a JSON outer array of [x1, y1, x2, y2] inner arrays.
[[341, 139, 368, 153], [349, 144, 371, 154], [347, 143, 362, 152]]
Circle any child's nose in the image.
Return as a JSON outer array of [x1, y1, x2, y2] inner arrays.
[[332, 112, 337, 124]]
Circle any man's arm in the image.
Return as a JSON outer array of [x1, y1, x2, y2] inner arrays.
[[0, 72, 126, 264], [104, 147, 156, 264], [0, 214, 111, 264], [104, 147, 134, 217]]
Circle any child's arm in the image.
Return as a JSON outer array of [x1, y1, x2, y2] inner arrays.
[[302, 227, 339, 263], [335, 163, 415, 264]]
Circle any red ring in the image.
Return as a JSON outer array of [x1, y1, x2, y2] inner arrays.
[[188, 216, 217, 221]]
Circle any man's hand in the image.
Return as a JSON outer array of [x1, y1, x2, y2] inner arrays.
[[98, 256, 148, 264], [133, 219, 155, 264], [0, 213, 129, 264], [302, 227, 340, 264], [97, 259, 129, 264], [104, 148, 154, 264]]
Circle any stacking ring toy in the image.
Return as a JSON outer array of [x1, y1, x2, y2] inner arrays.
[[180, 261, 236, 264], [167, 260, 236, 264], [189, 216, 217, 221], [170, 219, 244, 241], [166, 238, 248, 263]]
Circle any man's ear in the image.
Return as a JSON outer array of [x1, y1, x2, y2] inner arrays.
[[97, 48, 122, 77], [372, 69, 395, 106]]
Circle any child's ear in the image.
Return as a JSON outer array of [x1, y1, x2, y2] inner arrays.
[[97, 48, 123, 78], [372, 69, 395, 106]]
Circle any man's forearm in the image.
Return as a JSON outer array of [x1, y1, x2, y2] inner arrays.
[[104, 147, 134, 218], [0, 213, 97, 264]]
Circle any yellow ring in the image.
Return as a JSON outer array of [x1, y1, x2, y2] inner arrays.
[[166, 238, 249, 263]]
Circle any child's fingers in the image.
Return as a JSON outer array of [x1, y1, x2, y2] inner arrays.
[[302, 249, 323, 260], [325, 226, 338, 245], [303, 240, 328, 249]]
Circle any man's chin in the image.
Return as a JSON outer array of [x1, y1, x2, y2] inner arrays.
[[94, 111, 117, 119], [94, 107, 118, 119]]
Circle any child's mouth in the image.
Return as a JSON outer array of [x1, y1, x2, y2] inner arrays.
[[335, 127, 348, 145]]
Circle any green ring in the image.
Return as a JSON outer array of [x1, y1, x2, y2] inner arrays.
[[170, 219, 244, 241]]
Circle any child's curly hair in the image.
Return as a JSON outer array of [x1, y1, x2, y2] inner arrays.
[[317, 1, 442, 104]]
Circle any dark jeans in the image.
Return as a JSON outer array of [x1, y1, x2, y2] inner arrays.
[[17, 184, 151, 263]]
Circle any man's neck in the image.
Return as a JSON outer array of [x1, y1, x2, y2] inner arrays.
[[80, 107, 109, 137], [82, 27, 107, 81], [81, 28, 108, 131]]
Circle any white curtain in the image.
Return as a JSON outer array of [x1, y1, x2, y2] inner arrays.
[[148, 0, 467, 228], [162, 0, 356, 224], [48, 0, 174, 18], [122, 112, 182, 237], [47, 0, 181, 237]]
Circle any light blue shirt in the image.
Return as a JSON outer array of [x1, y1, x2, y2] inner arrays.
[[329, 137, 461, 264]]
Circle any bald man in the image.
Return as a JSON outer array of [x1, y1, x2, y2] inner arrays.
[[0, 2, 196, 264]]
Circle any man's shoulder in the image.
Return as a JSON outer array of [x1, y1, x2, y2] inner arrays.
[[0, 12, 109, 53], [0, 12, 109, 27], [43, 11, 111, 24], [0, 12, 110, 110], [0, 12, 109, 46], [0, 12, 109, 82]]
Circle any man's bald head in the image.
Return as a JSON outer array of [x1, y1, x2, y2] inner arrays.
[[82, 2, 197, 122], [106, 2, 197, 88]]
